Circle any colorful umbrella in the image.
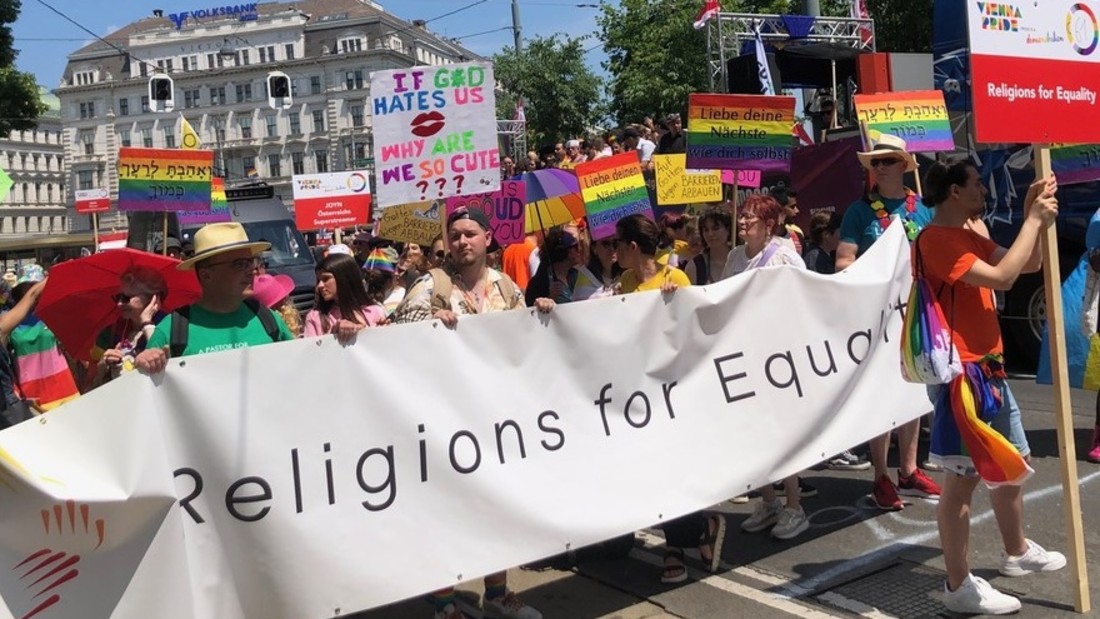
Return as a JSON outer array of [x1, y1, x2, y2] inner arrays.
[[37, 248, 202, 361], [517, 168, 580, 202], [518, 169, 586, 232]]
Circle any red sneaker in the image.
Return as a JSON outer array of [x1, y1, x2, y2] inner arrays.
[[898, 468, 942, 498], [873, 474, 903, 511]]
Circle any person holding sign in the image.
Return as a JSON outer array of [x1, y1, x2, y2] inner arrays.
[[835, 134, 942, 511], [918, 158, 1066, 615]]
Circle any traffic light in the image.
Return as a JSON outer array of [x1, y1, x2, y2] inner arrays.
[[148, 74, 175, 113], [267, 71, 292, 110]]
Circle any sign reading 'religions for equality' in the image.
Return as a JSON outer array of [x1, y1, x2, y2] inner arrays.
[[575, 151, 654, 240], [370, 62, 500, 209], [686, 94, 796, 173]]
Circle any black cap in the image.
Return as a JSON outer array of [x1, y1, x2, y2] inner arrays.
[[447, 207, 492, 232]]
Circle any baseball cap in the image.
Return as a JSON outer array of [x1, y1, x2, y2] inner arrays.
[[446, 207, 491, 232]]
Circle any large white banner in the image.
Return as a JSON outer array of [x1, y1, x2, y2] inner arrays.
[[0, 225, 927, 619], [370, 61, 500, 208]]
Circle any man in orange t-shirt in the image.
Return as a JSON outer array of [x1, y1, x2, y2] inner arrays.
[[501, 234, 538, 291]]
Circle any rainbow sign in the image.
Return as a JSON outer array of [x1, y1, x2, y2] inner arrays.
[[1050, 144, 1100, 185], [575, 151, 654, 240], [853, 91, 953, 153], [686, 94, 796, 173], [178, 177, 231, 225], [118, 147, 214, 212]]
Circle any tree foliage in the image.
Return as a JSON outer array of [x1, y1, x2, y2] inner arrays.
[[492, 35, 606, 146], [0, 0, 46, 134], [861, 0, 934, 53]]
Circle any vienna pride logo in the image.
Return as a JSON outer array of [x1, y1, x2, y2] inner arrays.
[[1067, 3, 1099, 55]]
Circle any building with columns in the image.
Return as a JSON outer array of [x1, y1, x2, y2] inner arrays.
[[56, 0, 479, 222], [0, 89, 70, 237]]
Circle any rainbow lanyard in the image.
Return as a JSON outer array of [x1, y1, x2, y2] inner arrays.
[[870, 189, 919, 241]]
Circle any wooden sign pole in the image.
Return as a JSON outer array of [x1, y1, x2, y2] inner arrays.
[[162, 213, 169, 256], [1035, 144, 1090, 614], [92, 213, 100, 253]]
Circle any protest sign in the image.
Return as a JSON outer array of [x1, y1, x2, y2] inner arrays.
[[291, 171, 372, 231], [853, 90, 953, 152], [720, 169, 762, 188], [1050, 144, 1100, 185], [117, 147, 213, 212], [371, 62, 500, 208], [445, 181, 526, 246], [178, 178, 231, 225], [0, 168, 10, 203], [380, 200, 444, 246], [74, 188, 111, 214], [653, 154, 721, 205], [686, 94, 796, 173], [575, 151, 654, 240], [967, 1, 1100, 143]]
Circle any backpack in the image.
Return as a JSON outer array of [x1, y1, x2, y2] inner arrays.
[[427, 268, 522, 313], [0, 343, 34, 429], [169, 298, 282, 359]]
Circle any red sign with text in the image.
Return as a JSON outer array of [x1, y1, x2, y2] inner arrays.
[[75, 188, 111, 214], [291, 171, 372, 231]]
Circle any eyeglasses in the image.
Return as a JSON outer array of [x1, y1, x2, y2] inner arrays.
[[112, 292, 137, 304], [737, 213, 761, 222], [870, 158, 902, 168], [203, 256, 261, 271]]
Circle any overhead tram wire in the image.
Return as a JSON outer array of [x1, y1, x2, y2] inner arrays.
[[33, 0, 158, 73]]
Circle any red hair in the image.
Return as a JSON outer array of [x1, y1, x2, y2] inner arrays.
[[741, 194, 783, 231]]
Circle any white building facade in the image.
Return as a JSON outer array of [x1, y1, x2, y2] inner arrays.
[[56, 0, 478, 221], [0, 90, 70, 237]]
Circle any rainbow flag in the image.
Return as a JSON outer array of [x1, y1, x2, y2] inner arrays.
[[574, 151, 654, 240], [179, 177, 231, 225], [118, 147, 214, 212], [10, 318, 79, 412], [686, 94, 795, 173], [1050, 144, 1100, 186], [853, 91, 953, 153]]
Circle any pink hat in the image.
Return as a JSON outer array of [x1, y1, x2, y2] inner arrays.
[[251, 274, 294, 308]]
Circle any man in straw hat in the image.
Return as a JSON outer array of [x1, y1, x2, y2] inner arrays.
[[835, 133, 942, 511], [135, 222, 294, 374]]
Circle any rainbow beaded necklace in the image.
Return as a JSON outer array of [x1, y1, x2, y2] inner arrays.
[[869, 188, 920, 241]]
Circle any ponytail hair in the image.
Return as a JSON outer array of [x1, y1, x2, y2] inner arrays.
[[922, 157, 977, 207]]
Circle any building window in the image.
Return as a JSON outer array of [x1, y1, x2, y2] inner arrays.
[[183, 89, 199, 109], [79, 130, 94, 155], [235, 84, 252, 103], [243, 155, 256, 176], [79, 102, 95, 119], [288, 112, 300, 135], [310, 75, 322, 95], [210, 87, 226, 105], [259, 45, 275, 63], [120, 129, 131, 147], [315, 150, 328, 173], [265, 115, 277, 137], [206, 53, 216, 69], [291, 152, 304, 175], [164, 128, 176, 148], [340, 37, 363, 53], [77, 170, 94, 191], [345, 70, 364, 90], [238, 49, 250, 66], [118, 98, 129, 116], [285, 44, 295, 60], [312, 109, 324, 132], [267, 154, 281, 177], [141, 95, 150, 113], [142, 128, 153, 148], [181, 56, 192, 71], [350, 104, 364, 127], [239, 115, 252, 139], [140, 63, 148, 78]]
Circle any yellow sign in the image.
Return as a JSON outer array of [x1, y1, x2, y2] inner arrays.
[[653, 154, 722, 206], [380, 200, 443, 246]]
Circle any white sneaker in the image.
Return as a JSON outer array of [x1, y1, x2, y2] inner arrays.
[[942, 573, 1022, 615], [771, 507, 809, 540], [483, 591, 541, 619], [741, 499, 783, 533], [1000, 539, 1067, 577], [434, 603, 471, 619]]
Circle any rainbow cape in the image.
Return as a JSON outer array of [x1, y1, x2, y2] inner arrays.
[[9, 317, 80, 411]]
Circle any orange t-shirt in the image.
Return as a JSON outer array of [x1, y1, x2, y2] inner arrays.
[[501, 237, 536, 291], [915, 226, 1002, 363]]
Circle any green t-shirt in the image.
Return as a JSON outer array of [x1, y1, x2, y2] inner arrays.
[[147, 303, 293, 358]]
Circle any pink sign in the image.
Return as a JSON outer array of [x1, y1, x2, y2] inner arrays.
[[445, 181, 526, 246], [720, 169, 762, 188]]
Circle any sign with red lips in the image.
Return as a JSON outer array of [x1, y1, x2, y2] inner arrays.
[[410, 112, 445, 138]]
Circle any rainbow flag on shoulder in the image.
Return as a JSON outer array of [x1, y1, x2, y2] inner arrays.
[[10, 317, 79, 411]]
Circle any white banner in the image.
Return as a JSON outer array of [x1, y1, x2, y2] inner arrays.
[[0, 225, 927, 619], [968, 0, 1100, 60], [370, 61, 500, 208]]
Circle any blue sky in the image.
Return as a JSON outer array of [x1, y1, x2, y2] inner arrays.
[[12, 0, 612, 89]]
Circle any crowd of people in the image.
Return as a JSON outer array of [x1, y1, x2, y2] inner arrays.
[[0, 131, 1079, 618]]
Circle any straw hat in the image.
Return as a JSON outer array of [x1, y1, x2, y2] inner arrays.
[[178, 222, 270, 270], [856, 133, 918, 172]]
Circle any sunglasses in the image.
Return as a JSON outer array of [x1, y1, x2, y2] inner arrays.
[[112, 292, 138, 304], [870, 158, 902, 168], [204, 257, 261, 271]]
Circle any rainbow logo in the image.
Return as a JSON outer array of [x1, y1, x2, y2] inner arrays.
[[347, 172, 369, 193], [1067, 2, 1099, 56]]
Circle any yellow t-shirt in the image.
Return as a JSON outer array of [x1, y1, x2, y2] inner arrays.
[[619, 265, 691, 293]]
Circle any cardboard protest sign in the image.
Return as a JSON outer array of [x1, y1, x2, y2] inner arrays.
[[380, 201, 444, 246], [967, 1, 1100, 143], [371, 62, 500, 208], [720, 169, 762, 188], [75, 188, 111, 214], [178, 178, 231, 225], [575, 151, 654, 240], [853, 91, 953, 153], [653, 154, 721, 205], [686, 94, 796, 173], [445, 181, 526, 246], [291, 171, 372, 231], [117, 147, 213, 211], [1051, 144, 1100, 185]]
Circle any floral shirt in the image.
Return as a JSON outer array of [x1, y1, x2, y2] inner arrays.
[[391, 268, 524, 323]]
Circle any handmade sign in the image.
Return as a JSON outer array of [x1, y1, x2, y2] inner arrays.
[[686, 94, 796, 173], [371, 62, 500, 208], [74, 188, 111, 214], [653, 154, 721, 205], [1051, 144, 1100, 186], [853, 91, 952, 153], [117, 147, 213, 212], [445, 181, 526, 246], [380, 201, 444, 246], [291, 171, 372, 231], [720, 169, 763, 188], [0, 168, 12, 203], [178, 178, 231, 225], [574, 152, 654, 240]]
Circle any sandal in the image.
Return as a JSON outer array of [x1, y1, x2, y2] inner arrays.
[[698, 514, 727, 573], [661, 548, 688, 584]]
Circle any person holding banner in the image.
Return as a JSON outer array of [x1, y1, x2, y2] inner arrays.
[[685, 208, 733, 286], [573, 234, 622, 301], [304, 253, 385, 343], [525, 227, 581, 306], [87, 266, 167, 389], [835, 134, 942, 511], [918, 158, 1066, 615]]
